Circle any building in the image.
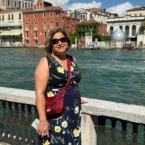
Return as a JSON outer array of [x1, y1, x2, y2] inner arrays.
[[67, 8, 117, 24], [127, 6, 145, 17], [0, 9, 23, 47], [23, 0, 79, 47], [107, 7, 145, 42], [63, 14, 79, 34], [0, 0, 34, 9], [0, 0, 79, 47]]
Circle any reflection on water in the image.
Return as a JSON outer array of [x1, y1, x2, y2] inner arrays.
[[1, 48, 145, 106]]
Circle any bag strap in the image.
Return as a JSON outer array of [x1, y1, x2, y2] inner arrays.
[[64, 57, 71, 89]]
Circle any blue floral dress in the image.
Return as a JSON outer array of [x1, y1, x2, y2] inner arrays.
[[38, 54, 81, 145]]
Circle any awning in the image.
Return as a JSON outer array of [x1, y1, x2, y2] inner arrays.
[[0, 30, 22, 36]]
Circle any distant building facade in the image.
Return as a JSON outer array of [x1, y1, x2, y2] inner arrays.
[[0, 10, 23, 47], [107, 7, 145, 40], [0, 0, 79, 47], [67, 8, 117, 24], [23, 0, 79, 47], [0, 0, 34, 9], [127, 6, 145, 17]]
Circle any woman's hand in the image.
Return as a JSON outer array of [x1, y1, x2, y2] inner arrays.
[[37, 120, 50, 137], [81, 99, 88, 104]]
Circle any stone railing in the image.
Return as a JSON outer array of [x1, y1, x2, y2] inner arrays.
[[0, 87, 145, 145]]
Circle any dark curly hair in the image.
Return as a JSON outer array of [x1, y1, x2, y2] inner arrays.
[[44, 27, 71, 54]]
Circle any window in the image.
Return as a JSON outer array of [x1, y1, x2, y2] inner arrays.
[[22, 2, 24, 8], [132, 25, 136, 36], [7, 0, 10, 6], [25, 22, 28, 29], [44, 31, 47, 38], [34, 31, 37, 37], [34, 13, 37, 18], [25, 14, 27, 19], [25, 2, 27, 9], [125, 26, 129, 36], [44, 22, 47, 29], [50, 21, 53, 28], [11, 14, 13, 20], [2, 15, 4, 21], [56, 22, 58, 27], [34, 22, 37, 28], [43, 12, 46, 18], [15, 0, 17, 7], [19, 1, 21, 8], [19, 13, 21, 20], [26, 31, 29, 37], [8, 14, 10, 20]]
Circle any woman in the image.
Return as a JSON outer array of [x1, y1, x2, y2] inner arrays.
[[34, 28, 86, 145]]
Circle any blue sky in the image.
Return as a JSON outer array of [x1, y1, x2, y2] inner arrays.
[[68, 0, 144, 9], [46, 0, 145, 16]]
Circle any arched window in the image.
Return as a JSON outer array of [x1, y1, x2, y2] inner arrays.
[[110, 26, 113, 35], [119, 26, 122, 30], [132, 25, 136, 36], [125, 26, 129, 36]]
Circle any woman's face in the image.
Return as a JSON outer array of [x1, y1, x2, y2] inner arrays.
[[51, 32, 68, 55]]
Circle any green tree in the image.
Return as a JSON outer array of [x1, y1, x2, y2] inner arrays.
[[75, 21, 99, 39], [69, 33, 76, 44]]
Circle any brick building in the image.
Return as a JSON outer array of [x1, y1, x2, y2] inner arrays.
[[23, 0, 79, 47]]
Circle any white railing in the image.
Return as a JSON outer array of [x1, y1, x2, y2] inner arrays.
[[1, 87, 145, 145]]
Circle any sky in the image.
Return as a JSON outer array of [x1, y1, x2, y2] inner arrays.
[[44, 0, 145, 17]]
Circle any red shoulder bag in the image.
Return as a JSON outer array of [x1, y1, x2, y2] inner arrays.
[[45, 57, 71, 117]]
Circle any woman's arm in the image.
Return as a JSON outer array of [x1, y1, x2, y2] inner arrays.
[[34, 57, 49, 137]]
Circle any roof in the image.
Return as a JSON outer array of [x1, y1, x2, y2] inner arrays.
[[127, 6, 145, 12]]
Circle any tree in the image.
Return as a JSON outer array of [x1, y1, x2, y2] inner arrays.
[[75, 21, 99, 39]]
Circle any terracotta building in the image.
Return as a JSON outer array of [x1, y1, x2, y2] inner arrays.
[[23, 0, 79, 47], [63, 13, 79, 34]]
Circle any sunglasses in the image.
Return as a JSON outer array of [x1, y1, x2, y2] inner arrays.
[[52, 37, 67, 45]]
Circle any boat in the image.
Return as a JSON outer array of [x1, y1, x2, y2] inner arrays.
[[122, 44, 134, 50]]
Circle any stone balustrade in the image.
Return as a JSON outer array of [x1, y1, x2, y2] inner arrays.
[[0, 87, 145, 145]]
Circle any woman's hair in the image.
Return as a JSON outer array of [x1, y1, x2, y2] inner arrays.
[[44, 27, 71, 54]]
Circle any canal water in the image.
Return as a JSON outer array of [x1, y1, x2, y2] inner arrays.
[[0, 47, 145, 106]]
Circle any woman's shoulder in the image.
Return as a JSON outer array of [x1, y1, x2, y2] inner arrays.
[[37, 56, 48, 66]]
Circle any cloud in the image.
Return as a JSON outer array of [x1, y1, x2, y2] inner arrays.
[[48, 0, 102, 10], [65, 1, 102, 10], [48, 0, 69, 6], [37, 0, 137, 17], [106, 2, 134, 17]]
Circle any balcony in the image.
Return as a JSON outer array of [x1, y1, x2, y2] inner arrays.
[[0, 22, 22, 28], [0, 87, 145, 145]]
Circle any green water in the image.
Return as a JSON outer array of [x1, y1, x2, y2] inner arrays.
[[1, 47, 145, 106]]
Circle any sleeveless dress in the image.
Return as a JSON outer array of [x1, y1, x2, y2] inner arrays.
[[38, 54, 81, 145]]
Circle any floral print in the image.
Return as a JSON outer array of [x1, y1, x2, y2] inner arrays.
[[73, 129, 80, 137], [47, 91, 54, 97], [57, 66, 65, 74], [38, 54, 81, 145]]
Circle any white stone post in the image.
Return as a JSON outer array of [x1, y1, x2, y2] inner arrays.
[[81, 113, 97, 145]]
